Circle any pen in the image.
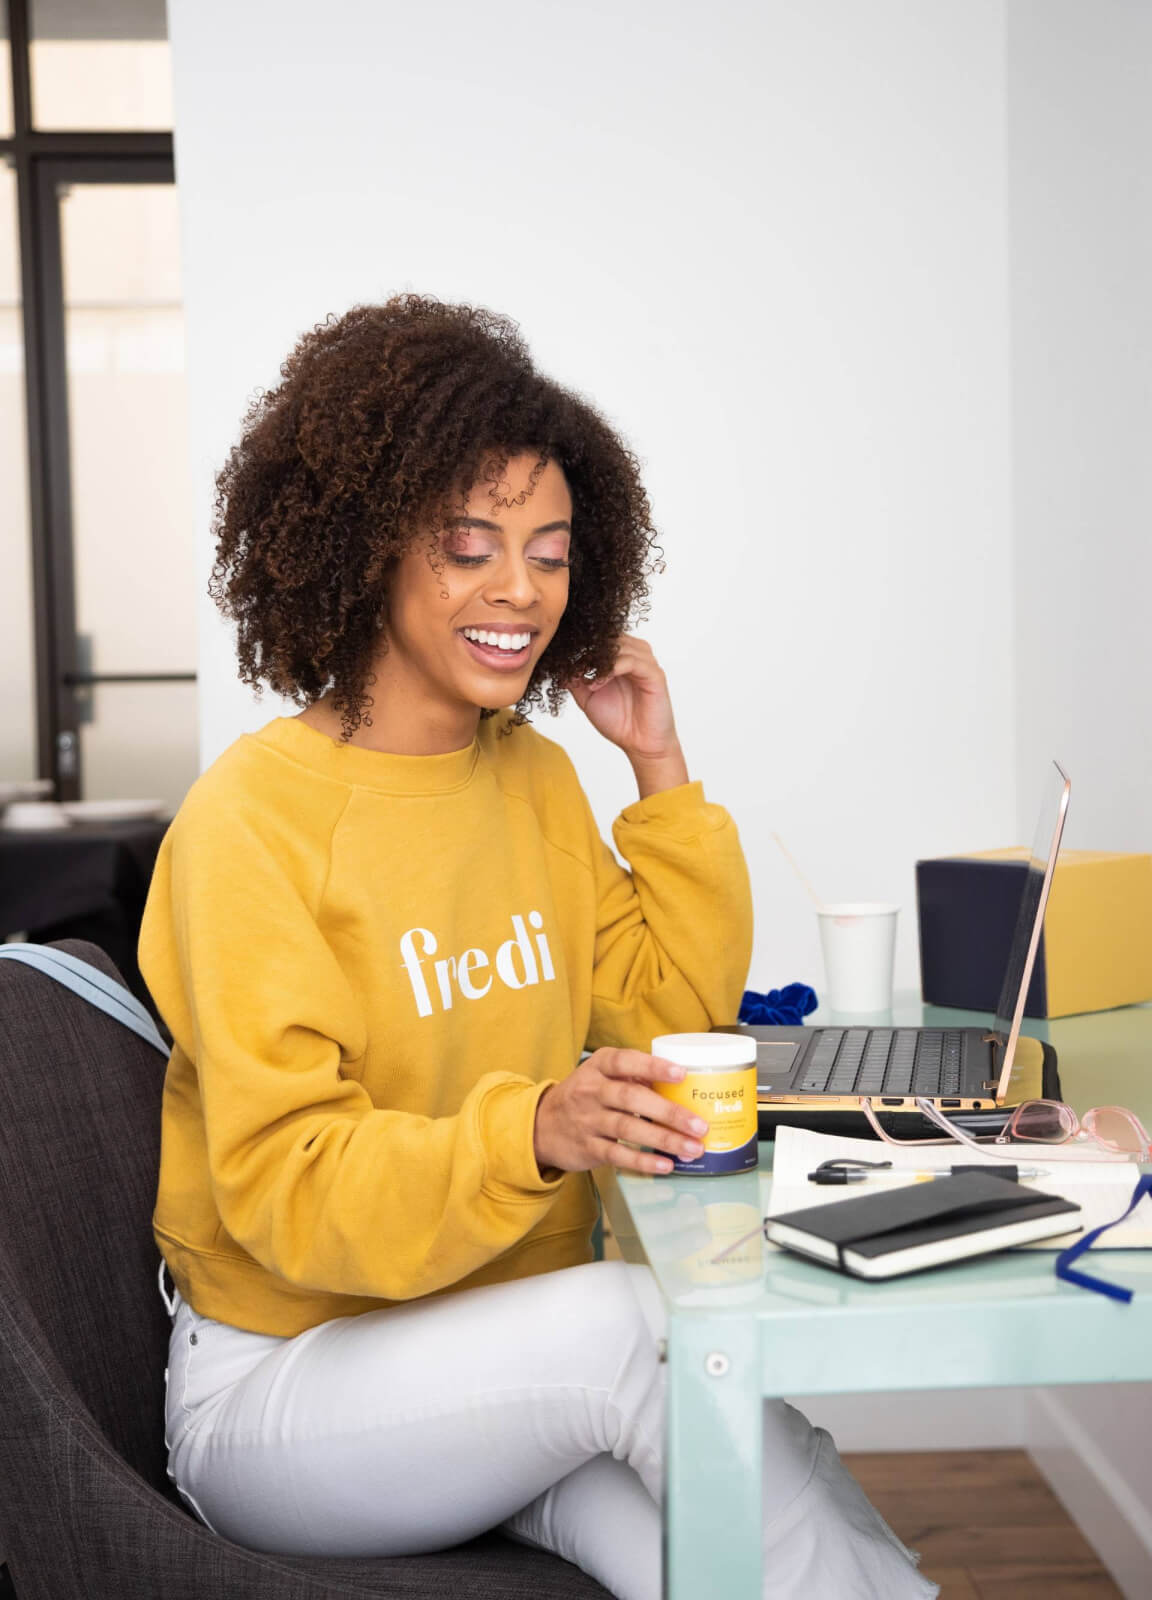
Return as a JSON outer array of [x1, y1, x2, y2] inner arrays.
[[806, 1164, 1049, 1186]]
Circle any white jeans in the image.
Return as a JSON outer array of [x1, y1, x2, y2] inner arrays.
[[163, 1259, 937, 1600]]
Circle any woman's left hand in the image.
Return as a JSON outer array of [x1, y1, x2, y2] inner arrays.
[[566, 635, 688, 794]]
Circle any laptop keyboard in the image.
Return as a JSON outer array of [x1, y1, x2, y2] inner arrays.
[[797, 1028, 965, 1097]]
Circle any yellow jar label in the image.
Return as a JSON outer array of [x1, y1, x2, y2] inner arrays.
[[656, 1065, 758, 1172]]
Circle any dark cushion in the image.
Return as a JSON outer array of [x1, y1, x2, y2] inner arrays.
[[0, 942, 609, 1598], [0, 939, 172, 1486]]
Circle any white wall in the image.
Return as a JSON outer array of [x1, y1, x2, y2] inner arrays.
[[1009, 0, 1152, 854], [167, 0, 1017, 996], [1, 167, 37, 784]]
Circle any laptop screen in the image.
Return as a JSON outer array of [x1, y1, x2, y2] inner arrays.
[[991, 760, 1071, 1098]]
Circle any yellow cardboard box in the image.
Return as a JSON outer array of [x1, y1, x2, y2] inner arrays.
[[916, 849, 1152, 1018]]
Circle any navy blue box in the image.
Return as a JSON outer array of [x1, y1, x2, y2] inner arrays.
[[915, 857, 1047, 1017]]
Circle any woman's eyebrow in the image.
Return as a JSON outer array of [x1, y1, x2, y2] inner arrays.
[[452, 516, 572, 535]]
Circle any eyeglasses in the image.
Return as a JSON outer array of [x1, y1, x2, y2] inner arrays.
[[857, 1096, 1152, 1303], [861, 1096, 1151, 1161]]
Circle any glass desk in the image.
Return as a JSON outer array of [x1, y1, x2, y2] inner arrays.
[[595, 997, 1152, 1599]]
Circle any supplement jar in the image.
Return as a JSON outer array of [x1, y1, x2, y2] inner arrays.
[[652, 1032, 759, 1175]]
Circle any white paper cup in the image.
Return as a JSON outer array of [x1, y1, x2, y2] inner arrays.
[[816, 902, 899, 1014]]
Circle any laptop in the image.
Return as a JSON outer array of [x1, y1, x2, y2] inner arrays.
[[717, 761, 1071, 1140]]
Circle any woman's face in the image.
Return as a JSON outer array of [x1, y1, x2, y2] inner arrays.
[[375, 453, 572, 745]]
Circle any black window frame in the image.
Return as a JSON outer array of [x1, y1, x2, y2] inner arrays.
[[1, 0, 183, 800]]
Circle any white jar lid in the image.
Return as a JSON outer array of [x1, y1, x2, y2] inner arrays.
[[651, 1032, 758, 1070]]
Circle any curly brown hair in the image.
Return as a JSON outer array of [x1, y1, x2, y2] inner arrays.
[[208, 294, 662, 742]]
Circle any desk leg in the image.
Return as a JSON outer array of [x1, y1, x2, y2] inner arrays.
[[665, 1316, 762, 1599]]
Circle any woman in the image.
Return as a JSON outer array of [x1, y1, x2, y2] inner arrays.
[[140, 294, 935, 1599]]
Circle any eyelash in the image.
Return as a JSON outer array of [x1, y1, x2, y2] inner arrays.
[[447, 555, 570, 570]]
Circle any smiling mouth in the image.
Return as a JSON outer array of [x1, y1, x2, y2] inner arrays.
[[457, 627, 535, 669]]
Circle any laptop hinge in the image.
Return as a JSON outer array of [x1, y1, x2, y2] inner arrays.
[[981, 1032, 1004, 1095]]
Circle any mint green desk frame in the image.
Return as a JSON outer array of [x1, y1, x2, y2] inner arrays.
[[596, 996, 1152, 1599]]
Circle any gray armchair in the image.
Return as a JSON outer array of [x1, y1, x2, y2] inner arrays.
[[0, 940, 609, 1599]]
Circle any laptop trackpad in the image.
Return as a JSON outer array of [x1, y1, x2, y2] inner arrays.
[[756, 1041, 802, 1091]]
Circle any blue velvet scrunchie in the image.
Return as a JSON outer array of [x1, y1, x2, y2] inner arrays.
[[738, 983, 818, 1025]]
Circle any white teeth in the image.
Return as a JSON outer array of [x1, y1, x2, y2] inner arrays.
[[462, 628, 531, 651]]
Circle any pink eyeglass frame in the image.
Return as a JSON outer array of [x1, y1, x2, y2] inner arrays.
[[860, 1096, 1150, 1161]]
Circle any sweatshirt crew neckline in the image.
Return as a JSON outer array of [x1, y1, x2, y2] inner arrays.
[[252, 715, 481, 796]]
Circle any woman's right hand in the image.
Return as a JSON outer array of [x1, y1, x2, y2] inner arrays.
[[532, 1048, 710, 1177]]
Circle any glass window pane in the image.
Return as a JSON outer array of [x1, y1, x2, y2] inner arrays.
[[0, 161, 38, 783], [77, 681, 197, 813], [30, 0, 172, 131], [1, 3, 13, 138], [61, 181, 198, 811]]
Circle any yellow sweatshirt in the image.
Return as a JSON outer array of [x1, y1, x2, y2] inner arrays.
[[139, 713, 753, 1336]]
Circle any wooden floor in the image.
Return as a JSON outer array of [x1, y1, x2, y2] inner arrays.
[[843, 1449, 1122, 1598]]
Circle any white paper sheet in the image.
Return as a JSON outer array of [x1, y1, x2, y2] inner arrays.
[[765, 1126, 1152, 1250]]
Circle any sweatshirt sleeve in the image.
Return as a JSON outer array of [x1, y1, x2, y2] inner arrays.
[[584, 779, 753, 1052], [140, 803, 563, 1303]]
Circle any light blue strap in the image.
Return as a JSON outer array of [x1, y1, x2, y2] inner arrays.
[[0, 943, 170, 1058]]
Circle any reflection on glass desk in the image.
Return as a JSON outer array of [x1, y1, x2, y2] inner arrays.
[[594, 995, 1152, 1600]]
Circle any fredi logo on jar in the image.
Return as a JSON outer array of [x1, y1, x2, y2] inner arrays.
[[652, 1033, 759, 1175]]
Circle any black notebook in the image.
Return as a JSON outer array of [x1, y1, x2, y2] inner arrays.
[[765, 1172, 1082, 1280]]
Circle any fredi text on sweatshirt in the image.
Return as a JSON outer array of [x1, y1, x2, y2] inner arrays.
[[400, 911, 555, 1017]]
